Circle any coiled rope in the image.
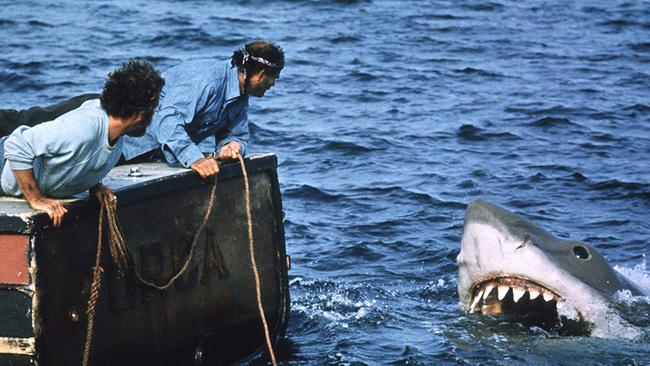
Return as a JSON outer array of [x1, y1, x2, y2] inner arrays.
[[83, 193, 133, 366], [83, 175, 217, 365]]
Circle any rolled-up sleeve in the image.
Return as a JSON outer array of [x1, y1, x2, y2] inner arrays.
[[154, 81, 214, 168]]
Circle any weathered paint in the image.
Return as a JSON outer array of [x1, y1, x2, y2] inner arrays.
[[0, 336, 35, 356], [0, 235, 30, 285], [0, 154, 289, 365]]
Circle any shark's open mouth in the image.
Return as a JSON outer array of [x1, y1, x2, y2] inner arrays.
[[469, 277, 562, 313], [468, 276, 584, 331], [458, 200, 644, 338]]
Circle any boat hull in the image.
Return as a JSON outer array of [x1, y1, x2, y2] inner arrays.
[[0, 154, 290, 365]]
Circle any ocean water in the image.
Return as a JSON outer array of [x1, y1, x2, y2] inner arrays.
[[1, 0, 650, 365]]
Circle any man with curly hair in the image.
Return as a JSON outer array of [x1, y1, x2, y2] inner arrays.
[[122, 40, 284, 178], [0, 59, 164, 227]]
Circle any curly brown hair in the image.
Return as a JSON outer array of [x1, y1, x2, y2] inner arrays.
[[100, 59, 164, 119]]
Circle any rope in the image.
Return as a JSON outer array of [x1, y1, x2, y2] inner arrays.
[[82, 177, 217, 365], [238, 154, 277, 366], [82, 195, 109, 366], [132, 175, 218, 290], [104, 199, 129, 272], [82, 157, 276, 365]]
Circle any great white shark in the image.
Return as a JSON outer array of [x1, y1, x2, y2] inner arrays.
[[457, 199, 647, 338]]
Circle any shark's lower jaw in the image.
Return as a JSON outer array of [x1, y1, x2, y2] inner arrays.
[[468, 276, 591, 335]]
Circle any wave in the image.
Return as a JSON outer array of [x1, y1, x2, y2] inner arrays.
[[582, 6, 606, 14], [349, 185, 466, 210], [300, 139, 387, 154], [157, 16, 194, 27], [283, 184, 346, 203], [6, 61, 45, 73], [338, 242, 386, 262], [505, 104, 588, 117], [330, 35, 361, 44], [453, 67, 500, 78], [461, 2, 505, 12], [600, 19, 640, 28], [590, 179, 648, 192], [150, 28, 218, 48], [349, 70, 379, 81], [0, 19, 16, 26], [622, 104, 650, 113], [589, 179, 650, 201], [207, 16, 257, 25], [26, 20, 53, 28], [0, 71, 39, 92], [456, 124, 522, 141], [629, 43, 650, 52], [526, 117, 581, 128], [505, 198, 550, 209]]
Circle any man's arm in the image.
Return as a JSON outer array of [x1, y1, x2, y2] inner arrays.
[[3, 112, 99, 226], [12, 169, 67, 227], [156, 112, 207, 167], [216, 106, 249, 160], [155, 112, 220, 178]]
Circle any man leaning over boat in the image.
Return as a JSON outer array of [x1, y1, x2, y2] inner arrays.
[[121, 40, 285, 178], [0, 59, 164, 227]]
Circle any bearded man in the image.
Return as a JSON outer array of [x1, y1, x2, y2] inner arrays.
[[121, 40, 285, 178]]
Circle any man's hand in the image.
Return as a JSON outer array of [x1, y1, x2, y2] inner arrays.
[[218, 142, 241, 161], [190, 156, 220, 178], [12, 168, 67, 227], [29, 197, 68, 228], [90, 184, 117, 209]]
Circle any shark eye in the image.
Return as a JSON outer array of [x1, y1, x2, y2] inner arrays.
[[573, 245, 590, 260]]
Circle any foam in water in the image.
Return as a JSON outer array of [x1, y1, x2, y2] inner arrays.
[[292, 278, 379, 330], [614, 259, 650, 298], [574, 261, 649, 340]]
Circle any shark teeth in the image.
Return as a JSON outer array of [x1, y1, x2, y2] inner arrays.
[[469, 277, 563, 315], [483, 284, 495, 300], [512, 288, 525, 303], [542, 291, 554, 302], [497, 285, 510, 300], [471, 289, 484, 312]]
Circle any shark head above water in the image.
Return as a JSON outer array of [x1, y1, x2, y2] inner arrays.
[[457, 199, 646, 337]]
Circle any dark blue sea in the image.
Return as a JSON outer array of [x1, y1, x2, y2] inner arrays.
[[2, 0, 650, 364]]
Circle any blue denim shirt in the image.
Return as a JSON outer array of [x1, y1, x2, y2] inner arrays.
[[122, 60, 249, 167]]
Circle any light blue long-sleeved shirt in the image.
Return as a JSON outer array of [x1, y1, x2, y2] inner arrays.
[[122, 60, 249, 167], [1, 99, 123, 197]]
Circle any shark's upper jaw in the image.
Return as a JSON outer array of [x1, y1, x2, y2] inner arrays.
[[465, 274, 592, 335], [468, 276, 562, 315]]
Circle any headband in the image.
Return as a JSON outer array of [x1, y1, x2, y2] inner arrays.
[[241, 48, 282, 69]]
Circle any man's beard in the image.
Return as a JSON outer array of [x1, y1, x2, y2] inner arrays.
[[246, 79, 267, 97]]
